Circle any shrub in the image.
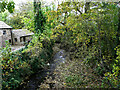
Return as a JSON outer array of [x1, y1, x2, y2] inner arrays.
[[0, 40, 53, 89]]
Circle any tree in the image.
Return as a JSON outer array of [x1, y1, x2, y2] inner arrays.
[[1, 2, 34, 30], [34, 0, 46, 34], [6, 13, 25, 29], [0, 0, 15, 13], [0, 11, 9, 22], [50, 0, 119, 77]]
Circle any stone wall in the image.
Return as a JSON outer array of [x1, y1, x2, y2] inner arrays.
[[0, 29, 11, 47], [0, 36, 2, 47], [12, 29, 33, 45], [13, 34, 32, 45], [2, 29, 11, 47], [0, 29, 33, 46], [0, 31, 3, 36]]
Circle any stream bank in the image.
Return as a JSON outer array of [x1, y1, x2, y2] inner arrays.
[[39, 43, 103, 88], [16, 43, 70, 89], [17, 42, 103, 89]]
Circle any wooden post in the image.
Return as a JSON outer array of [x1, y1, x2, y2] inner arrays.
[[2, 35, 3, 47], [10, 29, 13, 45]]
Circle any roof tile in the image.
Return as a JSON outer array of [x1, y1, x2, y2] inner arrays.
[[0, 21, 12, 29]]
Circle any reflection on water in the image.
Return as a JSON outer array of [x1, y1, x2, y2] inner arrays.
[[50, 50, 66, 70]]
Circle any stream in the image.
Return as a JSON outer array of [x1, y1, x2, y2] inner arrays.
[[17, 49, 68, 90]]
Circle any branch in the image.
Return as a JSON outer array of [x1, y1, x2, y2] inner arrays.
[[60, 21, 65, 25], [77, 7, 82, 14]]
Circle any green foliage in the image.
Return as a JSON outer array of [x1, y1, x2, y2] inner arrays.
[[65, 75, 83, 87], [7, 13, 25, 29], [0, 0, 15, 13], [0, 0, 54, 89], [0, 2, 34, 29], [52, 1, 118, 65], [20, 2, 34, 31], [6, 1, 15, 13], [0, 11, 9, 22], [1, 0, 120, 89], [48, 1, 120, 88], [34, 1, 46, 34], [0, 38, 53, 89], [6, 2, 34, 29], [103, 46, 120, 88], [0, 41, 32, 89]]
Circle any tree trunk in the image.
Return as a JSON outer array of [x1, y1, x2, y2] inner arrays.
[[85, 2, 90, 13], [34, 0, 45, 34], [117, 5, 120, 45]]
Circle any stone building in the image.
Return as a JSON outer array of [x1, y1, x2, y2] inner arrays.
[[0, 21, 34, 47], [0, 21, 13, 47], [12, 29, 34, 45]]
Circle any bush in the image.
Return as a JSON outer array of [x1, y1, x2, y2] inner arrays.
[[103, 46, 120, 88], [0, 40, 53, 89]]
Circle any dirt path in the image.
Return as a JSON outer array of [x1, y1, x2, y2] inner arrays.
[[11, 45, 25, 52]]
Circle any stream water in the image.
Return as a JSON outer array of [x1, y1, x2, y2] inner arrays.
[[17, 49, 67, 90]]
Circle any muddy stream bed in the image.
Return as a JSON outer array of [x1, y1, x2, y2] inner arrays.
[[16, 47, 69, 90]]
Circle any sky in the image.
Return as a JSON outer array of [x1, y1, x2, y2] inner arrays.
[[12, 0, 60, 9], [13, 0, 58, 4], [12, 0, 32, 4]]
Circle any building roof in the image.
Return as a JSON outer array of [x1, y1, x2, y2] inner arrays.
[[12, 29, 34, 37], [0, 21, 12, 29]]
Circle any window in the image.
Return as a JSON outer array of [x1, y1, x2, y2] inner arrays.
[[23, 37, 26, 42], [20, 37, 22, 42], [14, 38, 17, 42], [9, 39, 11, 43], [3, 30, 6, 35]]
